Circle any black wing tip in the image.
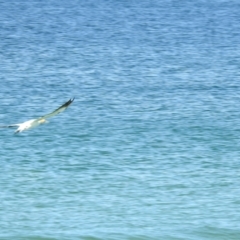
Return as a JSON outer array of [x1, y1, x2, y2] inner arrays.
[[62, 98, 74, 108], [68, 97, 74, 104]]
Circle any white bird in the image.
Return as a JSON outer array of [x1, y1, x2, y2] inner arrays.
[[0, 98, 74, 134]]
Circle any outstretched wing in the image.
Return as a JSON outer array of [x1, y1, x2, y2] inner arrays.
[[38, 98, 74, 120]]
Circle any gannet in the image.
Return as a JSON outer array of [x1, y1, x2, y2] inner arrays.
[[0, 98, 74, 134]]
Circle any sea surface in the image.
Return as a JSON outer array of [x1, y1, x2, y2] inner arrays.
[[1, 0, 240, 239]]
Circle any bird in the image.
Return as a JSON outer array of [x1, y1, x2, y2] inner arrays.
[[0, 98, 74, 134]]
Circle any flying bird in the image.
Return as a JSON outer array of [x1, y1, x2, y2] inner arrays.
[[0, 98, 74, 134]]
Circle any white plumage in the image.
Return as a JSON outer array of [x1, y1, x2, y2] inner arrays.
[[0, 98, 74, 134]]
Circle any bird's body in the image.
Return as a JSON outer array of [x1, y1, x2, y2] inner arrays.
[[14, 119, 47, 133], [0, 98, 74, 134]]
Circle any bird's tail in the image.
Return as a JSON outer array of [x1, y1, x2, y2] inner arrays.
[[0, 125, 18, 128]]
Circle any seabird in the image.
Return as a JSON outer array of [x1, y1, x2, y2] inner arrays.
[[0, 98, 74, 134]]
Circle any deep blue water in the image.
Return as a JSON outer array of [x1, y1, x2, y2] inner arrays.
[[1, 0, 240, 239]]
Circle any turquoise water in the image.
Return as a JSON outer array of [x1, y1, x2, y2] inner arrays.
[[1, 0, 240, 239]]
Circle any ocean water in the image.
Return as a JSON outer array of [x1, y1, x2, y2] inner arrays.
[[1, 0, 240, 239]]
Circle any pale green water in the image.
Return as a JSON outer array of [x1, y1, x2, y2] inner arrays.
[[1, 0, 240, 239]]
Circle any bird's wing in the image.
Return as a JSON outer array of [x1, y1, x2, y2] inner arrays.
[[0, 124, 20, 128], [38, 98, 74, 120]]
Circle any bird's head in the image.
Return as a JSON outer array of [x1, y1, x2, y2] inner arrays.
[[38, 119, 47, 124]]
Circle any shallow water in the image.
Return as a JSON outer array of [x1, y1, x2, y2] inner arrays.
[[1, 0, 240, 239]]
